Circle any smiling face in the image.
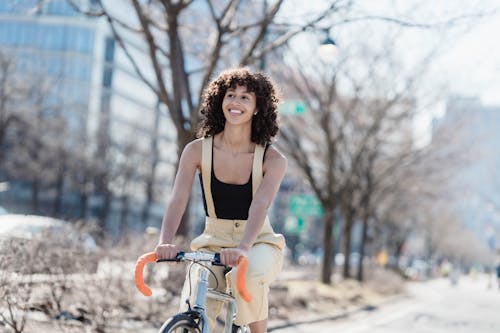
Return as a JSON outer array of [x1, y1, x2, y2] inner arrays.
[[221, 85, 257, 126]]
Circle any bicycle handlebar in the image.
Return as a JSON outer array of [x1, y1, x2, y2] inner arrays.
[[134, 251, 252, 302]]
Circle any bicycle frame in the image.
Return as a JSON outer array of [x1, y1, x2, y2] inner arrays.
[[194, 265, 238, 333], [135, 251, 251, 333]]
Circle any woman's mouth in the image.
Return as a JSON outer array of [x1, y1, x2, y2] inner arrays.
[[229, 109, 243, 115]]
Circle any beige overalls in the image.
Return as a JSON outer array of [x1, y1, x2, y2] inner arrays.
[[179, 136, 286, 327]]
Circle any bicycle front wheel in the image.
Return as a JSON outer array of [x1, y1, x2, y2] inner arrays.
[[159, 313, 201, 333]]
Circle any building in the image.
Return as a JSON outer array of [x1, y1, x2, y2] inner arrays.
[[432, 96, 500, 253], [0, 0, 177, 235]]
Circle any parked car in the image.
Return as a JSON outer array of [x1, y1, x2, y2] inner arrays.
[[0, 214, 99, 273], [0, 214, 96, 248]]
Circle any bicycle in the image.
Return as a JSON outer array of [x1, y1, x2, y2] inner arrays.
[[135, 251, 252, 333]]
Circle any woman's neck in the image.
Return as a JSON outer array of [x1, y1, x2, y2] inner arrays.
[[219, 126, 253, 154]]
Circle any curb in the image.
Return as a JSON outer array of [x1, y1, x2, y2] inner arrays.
[[267, 293, 409, 331]]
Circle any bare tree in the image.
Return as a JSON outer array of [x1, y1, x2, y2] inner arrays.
[[68, 0, 355, 234], [275, 43, 424, 282], [0, 239, 34, 333], [109, 133, 150, 236], [0, 52, 28, 168], [273, 0, 493, 282]]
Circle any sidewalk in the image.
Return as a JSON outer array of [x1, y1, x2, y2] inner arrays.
[[267, 265, 406, 331]]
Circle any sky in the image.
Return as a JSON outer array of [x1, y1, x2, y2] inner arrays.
[[355, 0, 500, 105], [413, 7, 500, 145], [354, 1, 500, 146], [279, 0, 500, 146], [438, 12, 500, 106]]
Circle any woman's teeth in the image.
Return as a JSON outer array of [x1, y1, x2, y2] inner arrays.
[[230, 109, 243, 114]]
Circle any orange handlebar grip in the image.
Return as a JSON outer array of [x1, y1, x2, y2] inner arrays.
[[134, 252, 157, 296], [236, 257, 252, 302]]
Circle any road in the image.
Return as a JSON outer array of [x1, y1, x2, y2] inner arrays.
[[270, 274, 500, 333]]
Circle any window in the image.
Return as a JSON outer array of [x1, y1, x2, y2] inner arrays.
[[0, 1, 38, 14], [44, 0, 78, 16], [46, 55, 63, 77], [19, 23, 35, 46], [67, 27, 94, 54], [1, 22, 16, 45], [0, 22, 6, 43], [104, 37, 115, 62]]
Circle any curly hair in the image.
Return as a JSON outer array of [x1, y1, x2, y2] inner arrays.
[[196, 67, 281, 145]]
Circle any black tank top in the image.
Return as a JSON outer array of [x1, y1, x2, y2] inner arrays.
[[199, 142, 267, 220]]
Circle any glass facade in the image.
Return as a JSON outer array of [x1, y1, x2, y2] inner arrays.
[[0, 11, 96, 131], [43, 0, 79, 16], [0, 0, 78, 16], [0, 0, 175, 233], [0, 1, 97, 215], [0, 1, 38, 14], [0, 21, 94, 53]]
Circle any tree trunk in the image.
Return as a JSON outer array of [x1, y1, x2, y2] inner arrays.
[[141, 200, 151, 227], [357, 190, 372, 282], [321, 208, 335, 284], [53, 172, 64, 217], [142, 161, 154, 227], [391, 239, 406, 272], [94, 185, 111, 234], [53, 159, 65, 217], [142, 101, 161, 228], [342, 209, 354, 279], [357, 215, 369, 282], [31, 177, 39, 214], [175, 128, 195, 237], [120, 195, 129, 236], [80, 190, 88, 219], [394, 240, 405, 263], [95, 166, 111, 231]]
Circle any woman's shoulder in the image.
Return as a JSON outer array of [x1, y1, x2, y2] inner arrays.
[[264, 144, 285, 159], [184, 138, 203, 151], [263, 144, 287, 170], [181, 138, 204, 164]]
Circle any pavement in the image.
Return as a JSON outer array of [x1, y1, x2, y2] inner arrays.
[[268, 274, 500, 333]]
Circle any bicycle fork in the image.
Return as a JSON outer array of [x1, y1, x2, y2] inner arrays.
[[193, 269, 210, 332]]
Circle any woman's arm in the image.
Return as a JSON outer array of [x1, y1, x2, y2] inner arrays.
[[221, 146, 287, 266], [156, 139, 201, 259]]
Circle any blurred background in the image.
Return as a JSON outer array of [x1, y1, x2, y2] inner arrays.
[[1, 1, 500, 332]]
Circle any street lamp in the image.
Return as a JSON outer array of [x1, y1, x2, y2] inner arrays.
[[319, 28, 338, 63]]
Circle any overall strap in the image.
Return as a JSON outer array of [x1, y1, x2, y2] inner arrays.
[[252, 144, 265, 196], [201, 136, 217, 218]]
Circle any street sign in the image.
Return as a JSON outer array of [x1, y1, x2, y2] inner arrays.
[[289, 194, 323, 217], [284, 216, 304, 234], [279, 100, 306, 115]]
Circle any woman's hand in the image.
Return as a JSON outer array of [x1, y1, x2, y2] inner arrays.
[[155, 243, 178, 260], [220, 247, 248, 267]]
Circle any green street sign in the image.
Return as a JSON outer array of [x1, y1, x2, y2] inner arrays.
[[284, 216, 304, 234], [279, 100, 306, 115], [289, 194, 323, 217]]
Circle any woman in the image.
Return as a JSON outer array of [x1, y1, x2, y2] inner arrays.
[[155, 67, 286, 333]]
